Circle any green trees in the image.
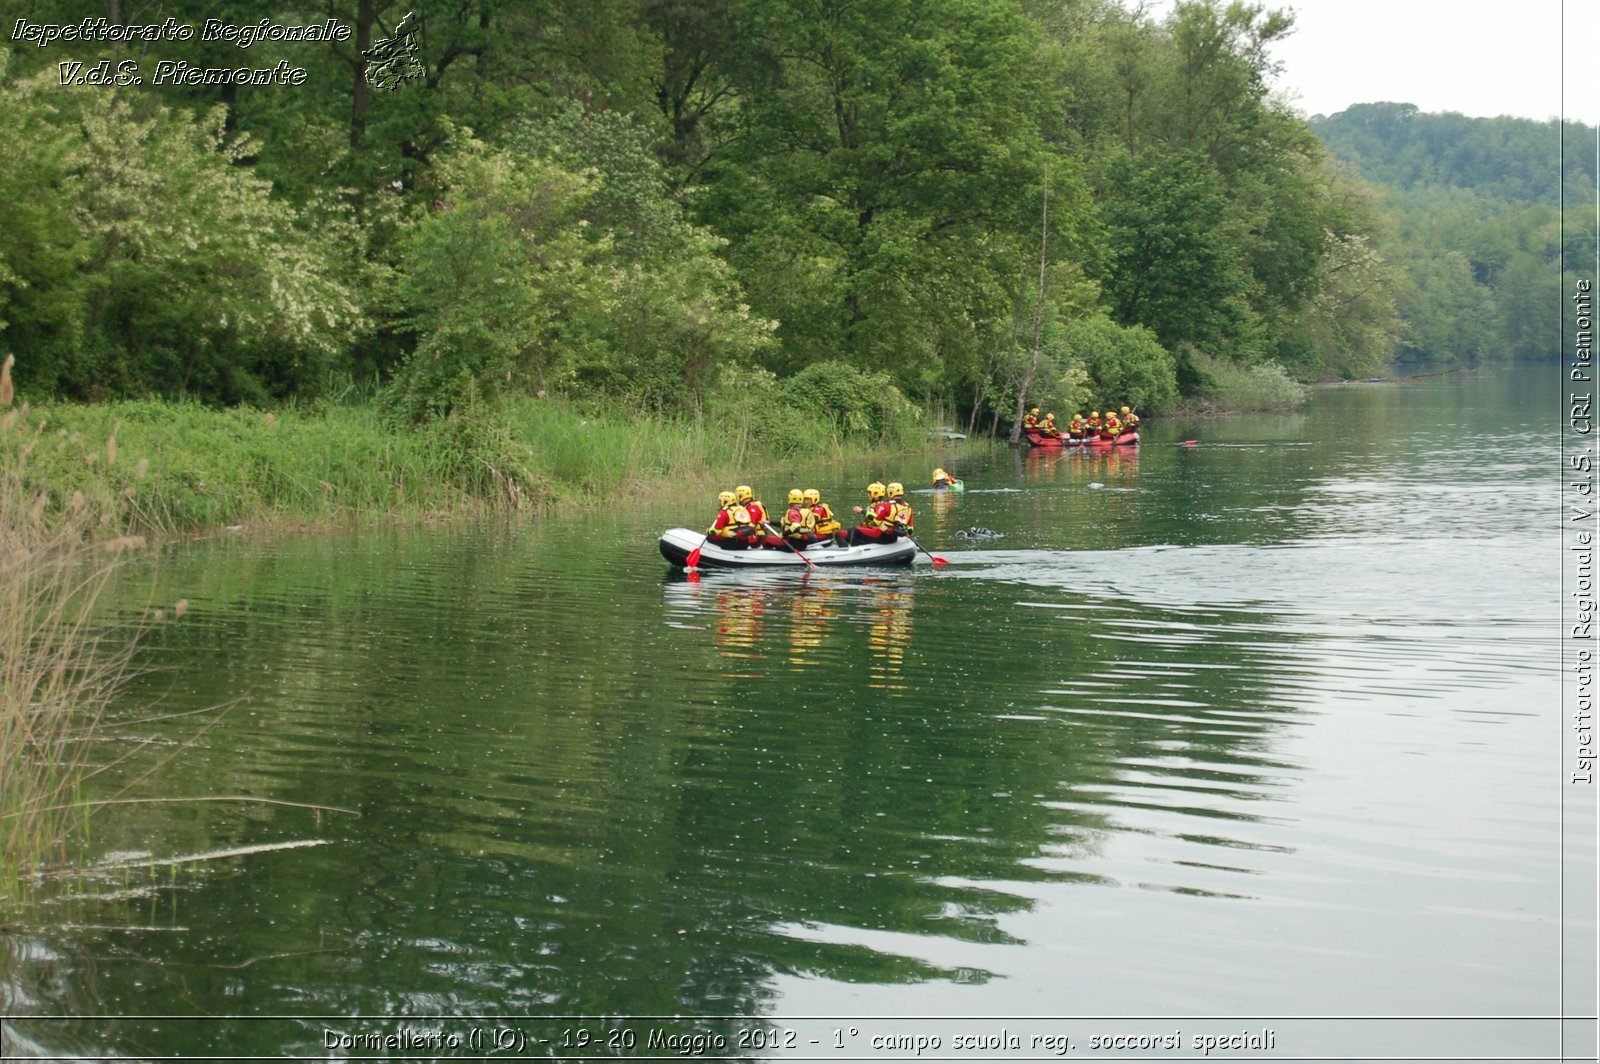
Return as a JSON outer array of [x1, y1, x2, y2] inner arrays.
[[387, 145, 594, 421], [0, 67, 362, 403], [1311, 103, 1596, 207], [690, 0, 1065, 392], [1047, 1, 1398, 398], [0, 67, 87, 388], [1294, 231, 1403, 377], [9, 0, 1564, 426], [387, 124, 774, 421], [1060, 314, 1178, 413], [1098, 152, 1255, 359]]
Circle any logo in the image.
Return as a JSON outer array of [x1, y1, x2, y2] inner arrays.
[[362, 12, 423, 91]]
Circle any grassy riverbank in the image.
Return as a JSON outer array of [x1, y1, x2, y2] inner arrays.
[[6, 389, 928, 539]]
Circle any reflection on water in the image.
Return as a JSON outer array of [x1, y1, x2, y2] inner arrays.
[[927, 487, 958, 520], [667, 570, 916, 696], [864, 578, 913, 695], [1, 367, 1575, 1056], [783, 581, 837, 669]]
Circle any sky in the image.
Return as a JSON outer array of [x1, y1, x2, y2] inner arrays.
[[1152, 0, 1600, 127]]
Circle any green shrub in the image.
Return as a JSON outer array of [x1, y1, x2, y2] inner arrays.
[[1180, 350, 1309, 412], [1059, 313, 1179, 413], [777, 361, 920, 442]]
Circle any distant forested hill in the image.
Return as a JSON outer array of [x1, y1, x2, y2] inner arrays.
[[1308, 103, 1596, 363], [1310, 103, 1596, 206]]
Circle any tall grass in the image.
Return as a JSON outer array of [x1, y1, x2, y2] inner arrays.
[[0, 355, 148, 906], [15, 399, 503, 534], [9, 386, 933, 539], [502, 400, 878, 502]]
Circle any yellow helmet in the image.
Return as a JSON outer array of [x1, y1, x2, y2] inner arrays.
[[718, 491, 736, 507], [932, 468, 947, 480], [788, 488, 804, 505], [1045, 412, 1054, 419], [1074, 413, 1083, 420], [1029, 407, 1039, 415], [867, 481, 886, 500], [803, 488, 821, 504], [1120, 406, 1131, 414], [734, 485, 753, 503], [887, 482, 904, 498], [1091, 411, 1099, 418]]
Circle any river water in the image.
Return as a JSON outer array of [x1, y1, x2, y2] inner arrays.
[[2, 364, 1591, 1061]]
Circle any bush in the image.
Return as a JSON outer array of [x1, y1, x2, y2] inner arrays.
[[0, 70, 363, 405], [1059, 313, 1179, 413], [1179, 350, 1309, 412], [777, 361, 920, 442]]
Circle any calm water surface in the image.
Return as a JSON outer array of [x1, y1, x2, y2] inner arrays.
[[2, 365, 1588, 1060]]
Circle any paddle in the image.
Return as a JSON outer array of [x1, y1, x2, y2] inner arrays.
[[900, 529, 948, 568], [684, 534, 710, 571], [763, 521, 816, 569]]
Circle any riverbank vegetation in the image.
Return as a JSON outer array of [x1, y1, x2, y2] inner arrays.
[[5, 5, 1589, 457], [3, 355, 924, 537], [0, 5, 1591, 502]]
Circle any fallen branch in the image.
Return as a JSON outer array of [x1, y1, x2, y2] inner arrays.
[[3, 796, 359, 821]]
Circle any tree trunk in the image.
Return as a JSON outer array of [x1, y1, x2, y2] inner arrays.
[[1009, 175, 1048, 445], [351, 0, 374, 150]]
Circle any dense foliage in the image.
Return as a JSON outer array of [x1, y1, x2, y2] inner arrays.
[[1, 1, 1579, 432]]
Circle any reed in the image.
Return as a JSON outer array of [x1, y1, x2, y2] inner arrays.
[[0, 355, 139, 906]]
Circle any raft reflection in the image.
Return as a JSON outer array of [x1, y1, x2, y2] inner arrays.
[[662, 569, 916, 694]]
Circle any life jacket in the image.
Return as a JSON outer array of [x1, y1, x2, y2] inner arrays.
[[1023, 413, 1038, 429], [744, 500, 767, 527], [1103, 414, 1122, 434], [1068, 417, 1085, 435], [890, 500, 914, 528], [709, 504, 752, 539], [866, 499, 897, 532], [809, 503, 841, 536], [1041, 416, 1056, 432], [783, 504, 807, 535], [1086, 414, 1102, 430]]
